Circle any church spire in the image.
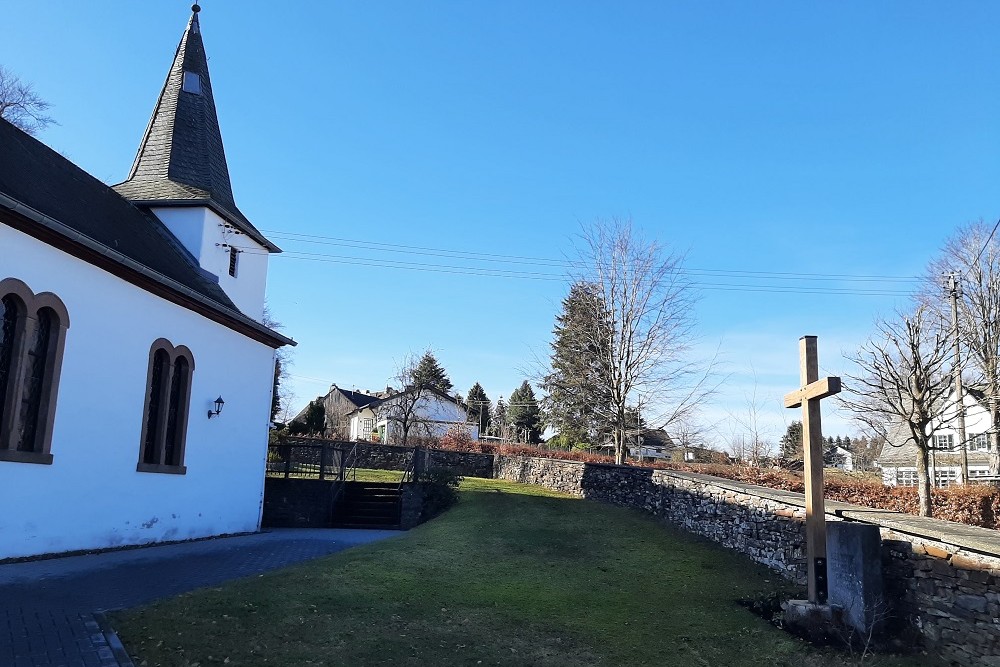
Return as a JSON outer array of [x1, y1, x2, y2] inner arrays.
[[114, 4, 278, 252]]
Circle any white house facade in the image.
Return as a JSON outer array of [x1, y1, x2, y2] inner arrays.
[[347, 388, 479, 445], [0, 6, 293, 559], [879, 387, 995, 487]]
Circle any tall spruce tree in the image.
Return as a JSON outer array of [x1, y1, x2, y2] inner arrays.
[[491, 398, 509, 439], [779, 421, 803, 459], [466, 383, 491, 434], [542, 281, 613, 446], [509, 381, 542, 443], [411, 349, 453, 393]]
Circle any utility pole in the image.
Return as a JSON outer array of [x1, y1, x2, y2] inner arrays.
[[635, 399, 642, 462], [947, 273, 970, 484]]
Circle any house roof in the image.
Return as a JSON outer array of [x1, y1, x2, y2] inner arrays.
[[0, 117, 293, 349], [344, 385, 468, 417], [111, 7, 279, 253], [289, 386, 390, 424], [877, 386, 994, 467], [335, 387, 382, 410]]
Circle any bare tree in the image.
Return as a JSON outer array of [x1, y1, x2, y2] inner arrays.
[[569, 218, 716, 465], [262, 306, 294, 424], [849, 432, 884, 473], [840, 307, 953, 516], [378, 353, 435, 446], [925, 219, 1000, 475], [726, 373, 775, 466], [0, 66, 54, 135]]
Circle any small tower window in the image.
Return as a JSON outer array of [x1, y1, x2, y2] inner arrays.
[[182, 71, 202, 94], [228, 247, 239, 278]]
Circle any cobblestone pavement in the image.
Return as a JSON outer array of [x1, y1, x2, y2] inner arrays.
[[0, 529, 401, 667]]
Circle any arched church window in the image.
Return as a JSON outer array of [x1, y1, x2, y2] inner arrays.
[[17, 307, 55, 452], [138, 339, 194, 474], [0, 294, 23, 442], [0, 279, 70, 465], [142, 348, 170, 465]]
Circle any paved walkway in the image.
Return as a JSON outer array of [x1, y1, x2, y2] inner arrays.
[[0, 529, 400, 667]]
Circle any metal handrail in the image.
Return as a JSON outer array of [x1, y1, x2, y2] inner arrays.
[[398, 453, 416, 491], [329, 442, 360, 524], [344, 442, 359, 482]]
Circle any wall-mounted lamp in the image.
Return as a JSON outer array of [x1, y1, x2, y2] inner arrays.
[[207, 396, 225, 419]]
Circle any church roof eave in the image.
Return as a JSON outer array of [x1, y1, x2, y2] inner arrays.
[[0, 188, 294, 350], [124, 196, 281, 253]]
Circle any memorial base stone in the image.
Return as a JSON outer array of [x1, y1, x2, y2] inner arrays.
[[783, 600, 841, 643], [827, 521, 885, 638]]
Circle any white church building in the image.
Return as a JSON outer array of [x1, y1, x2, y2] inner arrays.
[[0, 6, 293, 559]]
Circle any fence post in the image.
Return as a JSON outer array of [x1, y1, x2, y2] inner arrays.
[[413, 446, 422, 480], [320, 442, 327, 481], [282, 443, 292, 479]]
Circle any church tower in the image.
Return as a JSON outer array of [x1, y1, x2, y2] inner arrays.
[[114, 4, 277, 321]]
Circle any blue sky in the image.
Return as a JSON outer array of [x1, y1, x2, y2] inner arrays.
[[4, 2, 998, 447]]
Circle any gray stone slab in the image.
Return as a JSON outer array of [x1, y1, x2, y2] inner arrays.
[[827, 521, 884, 637]]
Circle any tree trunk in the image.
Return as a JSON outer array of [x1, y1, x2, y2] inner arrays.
[[614, 428, 626, 465], [915, 441, 933, 517]]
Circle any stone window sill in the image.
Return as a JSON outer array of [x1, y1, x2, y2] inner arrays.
[[0, 449, 53, 465], [136, 462, 187, 475]]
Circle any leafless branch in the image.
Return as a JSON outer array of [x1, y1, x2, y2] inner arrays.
[[0, 66, 55, 135]]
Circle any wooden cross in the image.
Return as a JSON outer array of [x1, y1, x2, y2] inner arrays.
[[783, 336, 841, 604]]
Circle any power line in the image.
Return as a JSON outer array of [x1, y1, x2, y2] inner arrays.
[[261, 229, 922, 283], [238, 246, 914, 295], [237, 231, 921, 297], [964, 217, 1000, 278]]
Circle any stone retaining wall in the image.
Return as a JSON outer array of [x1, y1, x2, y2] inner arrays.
[[495, 455, 1000, 666], [353, 443, 413, 471], [261, 478, 339, 528], [352, 442, 495, 478]]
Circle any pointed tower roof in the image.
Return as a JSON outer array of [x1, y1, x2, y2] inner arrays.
[[113, 4, 279, 252]]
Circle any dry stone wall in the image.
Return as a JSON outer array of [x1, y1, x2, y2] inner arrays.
[[495, 455, 1000, 666]]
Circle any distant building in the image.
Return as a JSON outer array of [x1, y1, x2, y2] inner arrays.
[[621, 429, 719, 463], [290, 384, 383, 439], [878, 386, 995, 487], [345, 387, 477, 445], [825, 445, 854, 472]]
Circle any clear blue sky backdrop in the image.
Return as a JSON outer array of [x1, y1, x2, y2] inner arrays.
[[3, 1, 998, 443]]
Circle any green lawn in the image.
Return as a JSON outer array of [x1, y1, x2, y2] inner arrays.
[[113, 478, 921, 666], [352, 467, 406, 483]]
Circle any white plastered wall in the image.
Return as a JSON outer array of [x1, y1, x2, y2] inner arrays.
[[0, 225, 277, 559], [150, 207, 269, 321]]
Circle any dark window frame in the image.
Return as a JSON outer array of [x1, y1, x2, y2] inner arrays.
[[0, 278, 70, 465], [137, 338, 195, 474], [228, 246, 239, 278]]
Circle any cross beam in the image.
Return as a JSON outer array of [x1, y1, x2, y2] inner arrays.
[[783, 335, 841, 605]]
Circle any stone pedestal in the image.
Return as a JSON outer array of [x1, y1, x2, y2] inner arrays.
[[783, 600, 838, 643], [827, 521, 884, 638]]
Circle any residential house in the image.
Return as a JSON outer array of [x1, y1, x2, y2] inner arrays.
[[291, 384, 384, 438], [626, 428, 675, 461], [878, 386, 996, 487], [346, 387, 478, 445], [0, 6, 293, 559], [616, 429, 719, 463], [825, 445, 855, 472]]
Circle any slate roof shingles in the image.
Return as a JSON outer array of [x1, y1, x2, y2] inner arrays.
[[111, 10, 278, 252], [0, 117, 238, 312]]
